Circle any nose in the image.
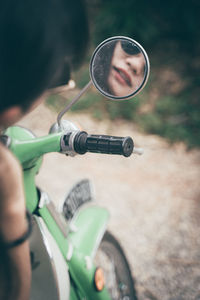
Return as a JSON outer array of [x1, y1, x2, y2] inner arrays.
[[125, 55, 145, 76]]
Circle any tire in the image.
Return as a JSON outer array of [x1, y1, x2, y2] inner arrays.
[[95, 231, 138, 300]]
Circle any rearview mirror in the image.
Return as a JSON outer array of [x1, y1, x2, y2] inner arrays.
[[90, 36, 150, 100], [57, 36, 150, 125]]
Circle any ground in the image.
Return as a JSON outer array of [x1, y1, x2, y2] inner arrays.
[[17, 102, 200, 300]]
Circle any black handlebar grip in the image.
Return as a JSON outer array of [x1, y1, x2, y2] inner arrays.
[[74, 131, 134, 157]]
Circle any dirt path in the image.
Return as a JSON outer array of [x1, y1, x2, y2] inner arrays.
[[18, 103, 200, 300]]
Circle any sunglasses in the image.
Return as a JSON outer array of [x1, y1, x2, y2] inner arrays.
[[121, 41, 141, 55]]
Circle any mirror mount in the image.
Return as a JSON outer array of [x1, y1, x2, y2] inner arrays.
[[57, 80, 92, 126]]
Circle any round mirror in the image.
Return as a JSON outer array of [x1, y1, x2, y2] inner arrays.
[[90, 36, 150, 100]]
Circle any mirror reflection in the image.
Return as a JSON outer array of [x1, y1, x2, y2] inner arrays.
[[90, 37, 149, 100]]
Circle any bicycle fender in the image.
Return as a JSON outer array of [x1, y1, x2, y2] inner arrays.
[[68, 203, 110, 259]]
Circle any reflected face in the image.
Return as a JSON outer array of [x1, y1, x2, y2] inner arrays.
[[108, 42, 146, 97]]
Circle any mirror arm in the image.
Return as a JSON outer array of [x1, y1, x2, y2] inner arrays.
[[57, 80, 92, 126]]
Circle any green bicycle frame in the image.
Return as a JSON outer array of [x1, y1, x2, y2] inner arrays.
[[4, 125, 111, 300]]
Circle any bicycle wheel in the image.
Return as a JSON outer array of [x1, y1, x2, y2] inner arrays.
[[95, 231, 138, 300]]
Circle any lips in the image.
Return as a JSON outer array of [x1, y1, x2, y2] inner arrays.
[[113, 66, 132, 87]]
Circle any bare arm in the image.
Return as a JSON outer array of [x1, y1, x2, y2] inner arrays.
[[0, 144, 31, 300]]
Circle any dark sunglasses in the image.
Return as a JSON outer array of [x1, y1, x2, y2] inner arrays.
[[121, 41, 141, 55]]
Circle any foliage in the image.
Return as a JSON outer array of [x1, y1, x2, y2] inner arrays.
[[137, 96, 200, 147]]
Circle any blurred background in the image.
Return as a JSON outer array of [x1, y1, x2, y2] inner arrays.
[[20, 1, 200, 299], [48, 0, 200, 148]]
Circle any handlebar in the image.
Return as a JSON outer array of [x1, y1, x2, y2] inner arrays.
[[73, 131, 134, 157], [1, 125, 137, 165]]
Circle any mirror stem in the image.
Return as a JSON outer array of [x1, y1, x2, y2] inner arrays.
[[57, 80, 92, 126]]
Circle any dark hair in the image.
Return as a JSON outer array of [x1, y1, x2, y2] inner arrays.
[[0, 0, 89, 112], [92, 41, 116, 95]]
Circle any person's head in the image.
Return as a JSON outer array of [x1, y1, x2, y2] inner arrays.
[[0, 0, 89, 127], [107, 41, 146, 97]]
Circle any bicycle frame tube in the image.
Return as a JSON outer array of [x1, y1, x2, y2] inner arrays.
[[4, 125, 112, 299], [5, 126, 63, 165], [4, 126, 63, 211]]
